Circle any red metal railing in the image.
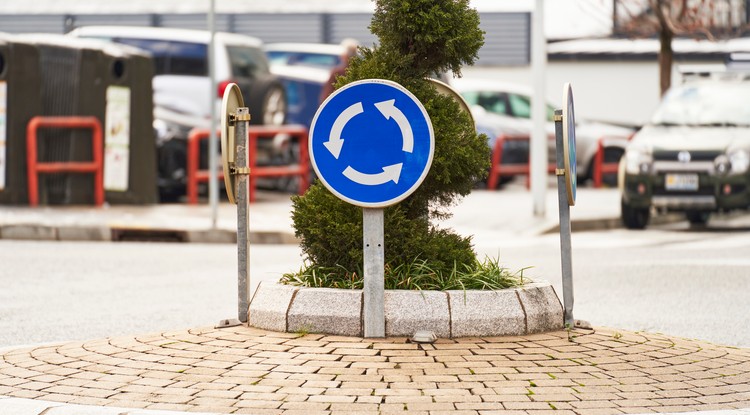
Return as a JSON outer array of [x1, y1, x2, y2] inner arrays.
[[26, 116, 104, 207], [487, 134, 556, 190], [592, 135, 633, 188], [187, 125, 310, 204]]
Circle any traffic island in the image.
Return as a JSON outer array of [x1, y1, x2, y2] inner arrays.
[[248, 281, 563, 338]]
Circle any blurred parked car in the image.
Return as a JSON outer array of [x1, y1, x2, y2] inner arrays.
[[619, 71, 750, 229], [265, 42, 349, 69], [69, 26, 287, 200], [451, 78, 634, 186]]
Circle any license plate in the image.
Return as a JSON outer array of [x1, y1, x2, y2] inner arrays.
[[665, 174, 699, 191]]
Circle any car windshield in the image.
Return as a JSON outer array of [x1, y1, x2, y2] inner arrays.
[[651, 81, 750, 126], [114, 38, 208, 76], [227, 45, 269, 79], [266, 51, 341, 69]]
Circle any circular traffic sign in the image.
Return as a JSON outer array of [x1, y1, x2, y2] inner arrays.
[[220, 83, 243, 205], [562, 82, 577, 206], [309, 79, 434, 208]]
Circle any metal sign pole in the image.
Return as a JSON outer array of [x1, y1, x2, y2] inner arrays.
[[531, 0, 548, 217], [363, 208, 385, 337], [235, 107, 251, 323], [554, 109, 574, 327], [207, 0, 219, 228]]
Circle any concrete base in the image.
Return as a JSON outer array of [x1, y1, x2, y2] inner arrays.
[[248, 281, 563, 338]]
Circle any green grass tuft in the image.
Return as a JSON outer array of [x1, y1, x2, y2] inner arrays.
[[280, 256, 530, 291]]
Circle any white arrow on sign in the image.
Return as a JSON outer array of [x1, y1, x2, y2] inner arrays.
[[325, 102, 363, 159], [343, 163, 403, 185], [374, 99, 413, 153]]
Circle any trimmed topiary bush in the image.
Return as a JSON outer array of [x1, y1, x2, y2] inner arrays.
[[287, 0, 519, 287]]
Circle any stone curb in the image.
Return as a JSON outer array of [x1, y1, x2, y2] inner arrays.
[[0, 224, 297, 244], [542, 212, 685, 234], [248, 281, 564, 337], [0, 216, 630, 245]]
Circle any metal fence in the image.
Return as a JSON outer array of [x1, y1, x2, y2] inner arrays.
[[0, 12, 530, 65]]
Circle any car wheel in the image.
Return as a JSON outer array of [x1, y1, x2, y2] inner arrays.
[[621, 198, 649, 230], [248, 78, 287, 126], [686, 210, 710, 226], [156, 138, 187, 202]]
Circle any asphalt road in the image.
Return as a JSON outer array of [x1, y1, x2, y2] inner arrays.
[[0, 241, 299, 348], [473, 215, 750, 348], [1, 215, 748, 348]]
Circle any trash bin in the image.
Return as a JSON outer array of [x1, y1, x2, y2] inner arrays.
[[0, 35, 43, 204], [98, 41, 158, 204], [9, 34, 157, 205]]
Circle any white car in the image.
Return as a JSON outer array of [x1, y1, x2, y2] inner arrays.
[[70, 26, 286, 127], [451, 78, 634, 185], [69, 26, 288, 200], [620, 73, 750, 229]]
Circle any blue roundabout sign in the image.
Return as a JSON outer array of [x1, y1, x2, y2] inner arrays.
[[309, 79, 435, 208]]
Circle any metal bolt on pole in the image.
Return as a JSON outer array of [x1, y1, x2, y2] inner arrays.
[[234, 108, 252, 323]]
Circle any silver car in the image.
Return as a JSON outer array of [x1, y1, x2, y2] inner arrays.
[[451, 78, 634, 186]]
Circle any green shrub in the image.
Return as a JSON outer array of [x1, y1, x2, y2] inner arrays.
[[288, 0, 521, 288]]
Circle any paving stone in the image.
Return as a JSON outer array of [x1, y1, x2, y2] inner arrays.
[[287, 288, 362, 337], [448, 289, 526, 337], [2, 326, 750, 415], [248, 282, 298, 332], [384, 290, 450, 338]]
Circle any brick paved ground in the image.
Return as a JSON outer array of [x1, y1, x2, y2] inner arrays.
[[1, 326, 749, 415]]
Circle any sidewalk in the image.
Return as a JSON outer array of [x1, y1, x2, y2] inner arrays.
[[0, 326, 749, 415], [0, 186, 628, 245]]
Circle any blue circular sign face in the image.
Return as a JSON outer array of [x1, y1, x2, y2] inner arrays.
[[309, 79, 434, 208], [562, 82, 577, 206]]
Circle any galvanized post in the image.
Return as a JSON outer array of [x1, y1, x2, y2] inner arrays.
[[531, 0, 548, 218], [363, 208, 385, 338], [208, 0, 219, 228], [554, 109, 575, 327], [235, 107, 251, 323]]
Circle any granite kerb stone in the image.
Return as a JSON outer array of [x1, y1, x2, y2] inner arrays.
[[385, 290, 450, 338], [247, 281, 564, 337], [517, 282, 565, 333], [248, 281, 298, 332], [288, 287, 363, 337]]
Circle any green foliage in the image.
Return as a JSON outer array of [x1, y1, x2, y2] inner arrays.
[[369, 0, 485, 77], [288, 0, 511, 289], [280, 256, 530, 291], [292, 183, 476, 275]]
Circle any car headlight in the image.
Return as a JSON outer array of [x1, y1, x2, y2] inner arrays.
[[729, 149, 750, 174], [624, 146, 652, 175], [714, 155, 731, 175]]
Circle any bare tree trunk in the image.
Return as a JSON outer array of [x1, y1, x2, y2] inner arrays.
[[652, 0, 674, 96], [658, 26, 673, 96]]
